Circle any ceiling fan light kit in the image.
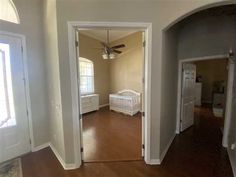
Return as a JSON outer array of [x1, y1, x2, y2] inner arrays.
[[100, 30, 126, 60], [102, 53, 108, 59], [109, 53, 116, 59], [102, 52, 116, 59]]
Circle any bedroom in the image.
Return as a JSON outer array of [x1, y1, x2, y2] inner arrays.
[[78, 29, 144, 162]]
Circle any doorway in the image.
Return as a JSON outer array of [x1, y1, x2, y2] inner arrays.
[[68, 22, 152, 166], [176, 54, 234, 147], [77, 29, 145, 162], [0, 33, 31, 163]]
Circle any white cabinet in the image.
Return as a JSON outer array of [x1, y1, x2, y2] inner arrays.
[[195, 82, 202, 106], [81, 94, 99, 114]]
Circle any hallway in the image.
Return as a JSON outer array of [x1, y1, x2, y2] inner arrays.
[[21, 106, 233, 177], [161, 105, 233, 177]]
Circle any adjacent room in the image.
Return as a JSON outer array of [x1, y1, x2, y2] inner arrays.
[[78, 29, 144, 162], [194, 59, 228, 132]]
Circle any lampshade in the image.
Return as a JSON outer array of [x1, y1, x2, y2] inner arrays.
[[109, 53, 116, 59], [102, 52, 116, 59], [102, 53, 108, 59]]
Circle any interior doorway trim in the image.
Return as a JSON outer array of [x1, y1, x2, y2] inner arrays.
[[176, 54, 234, 148], [0, 31, 35, 151], [68, 21, 152, 168]]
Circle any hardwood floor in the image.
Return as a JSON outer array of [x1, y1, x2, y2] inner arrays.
[[82, 107, 142, 162], [21, 105, 233, 177]]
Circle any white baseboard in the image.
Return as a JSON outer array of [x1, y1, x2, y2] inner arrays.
[[227, 148, 236, 177], [99, 103, 109, 108], [147, 134, 176, 165], [49, 143, 77, 170], [148, 159, 161, 165], [32, 142, 49, 152], [159, 133, 176, 164]]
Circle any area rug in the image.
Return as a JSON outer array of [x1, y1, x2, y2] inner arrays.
[[0, 159, 22, 177]]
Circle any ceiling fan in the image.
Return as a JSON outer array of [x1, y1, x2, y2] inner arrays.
[[100, 30, 126, 59]]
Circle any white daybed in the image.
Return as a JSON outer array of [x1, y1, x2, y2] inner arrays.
[[109, 90, 141, 116]]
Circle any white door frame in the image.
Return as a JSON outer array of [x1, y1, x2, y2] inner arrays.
[[0, 31, 34, 151], [176, 54, 235, 148], [68, 21, 152, 168]]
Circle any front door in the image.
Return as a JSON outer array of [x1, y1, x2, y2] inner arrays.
[[0, 34, 30, 163], [181, 63, 196, 132]]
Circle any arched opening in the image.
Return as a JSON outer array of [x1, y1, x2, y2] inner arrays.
[[0, 0, 20, 24], [161, 4, 236, 175]]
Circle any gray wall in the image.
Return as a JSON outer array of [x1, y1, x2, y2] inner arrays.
[[0, 0, 49, 147], [178, 15, 236, 60], [55, 0, 162, 163], [43, 0, 66, 160], [160, 27, 178, 155]]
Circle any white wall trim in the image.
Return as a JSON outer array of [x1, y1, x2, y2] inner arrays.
[[148, 159, 161, 165], [227, 148, 236, 177], [99, 103, 109, 108], [49, 143, 77, 170], [223, 56, 235, 147], [68, 21, 152, 167], [0, 31, 35, 152], [32, 142, 49, 152], [179, 54, 228, 63], [176, 54, 234, 148], [68, 23, 82, 169], [159, 133, 176, 163]]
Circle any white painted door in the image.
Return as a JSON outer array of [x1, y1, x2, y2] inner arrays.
[[75, 30, 84, 161], [0, 34, 30, 163], [181, 63, 196, 132], [141, 31, 145, 157]]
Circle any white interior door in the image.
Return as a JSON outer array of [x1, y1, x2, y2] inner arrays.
[[75, 30, 84, 161], [0, 34, 30, 163], [181, 63, 196, 132], [141, 31, 145, 157]]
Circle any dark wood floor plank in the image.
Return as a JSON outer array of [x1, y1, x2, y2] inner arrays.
[[21, 105, 233, 177], [82, 107, 142, 162]]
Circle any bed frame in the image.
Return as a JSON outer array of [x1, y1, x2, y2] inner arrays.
[[109, 89, 141, 116]]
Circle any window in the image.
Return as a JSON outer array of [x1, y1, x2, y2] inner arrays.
[[0, 0, 20, 24], [79, 58, 94, 95], [0, 43, 16, 128]]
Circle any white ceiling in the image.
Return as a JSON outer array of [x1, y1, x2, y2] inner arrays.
[[79, 30, 138, 43]]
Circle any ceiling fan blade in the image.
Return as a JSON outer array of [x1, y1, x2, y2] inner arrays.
[[113, 50, 122, 54], [111, 44, 125, 49]]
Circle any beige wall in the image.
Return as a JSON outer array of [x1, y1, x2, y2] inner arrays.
[[160, 26, 179, 155], [79, 32, 143, 104], [110, 32, 143, 94], [195, 59, 228, 104], [79, 33, 110, 105]]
